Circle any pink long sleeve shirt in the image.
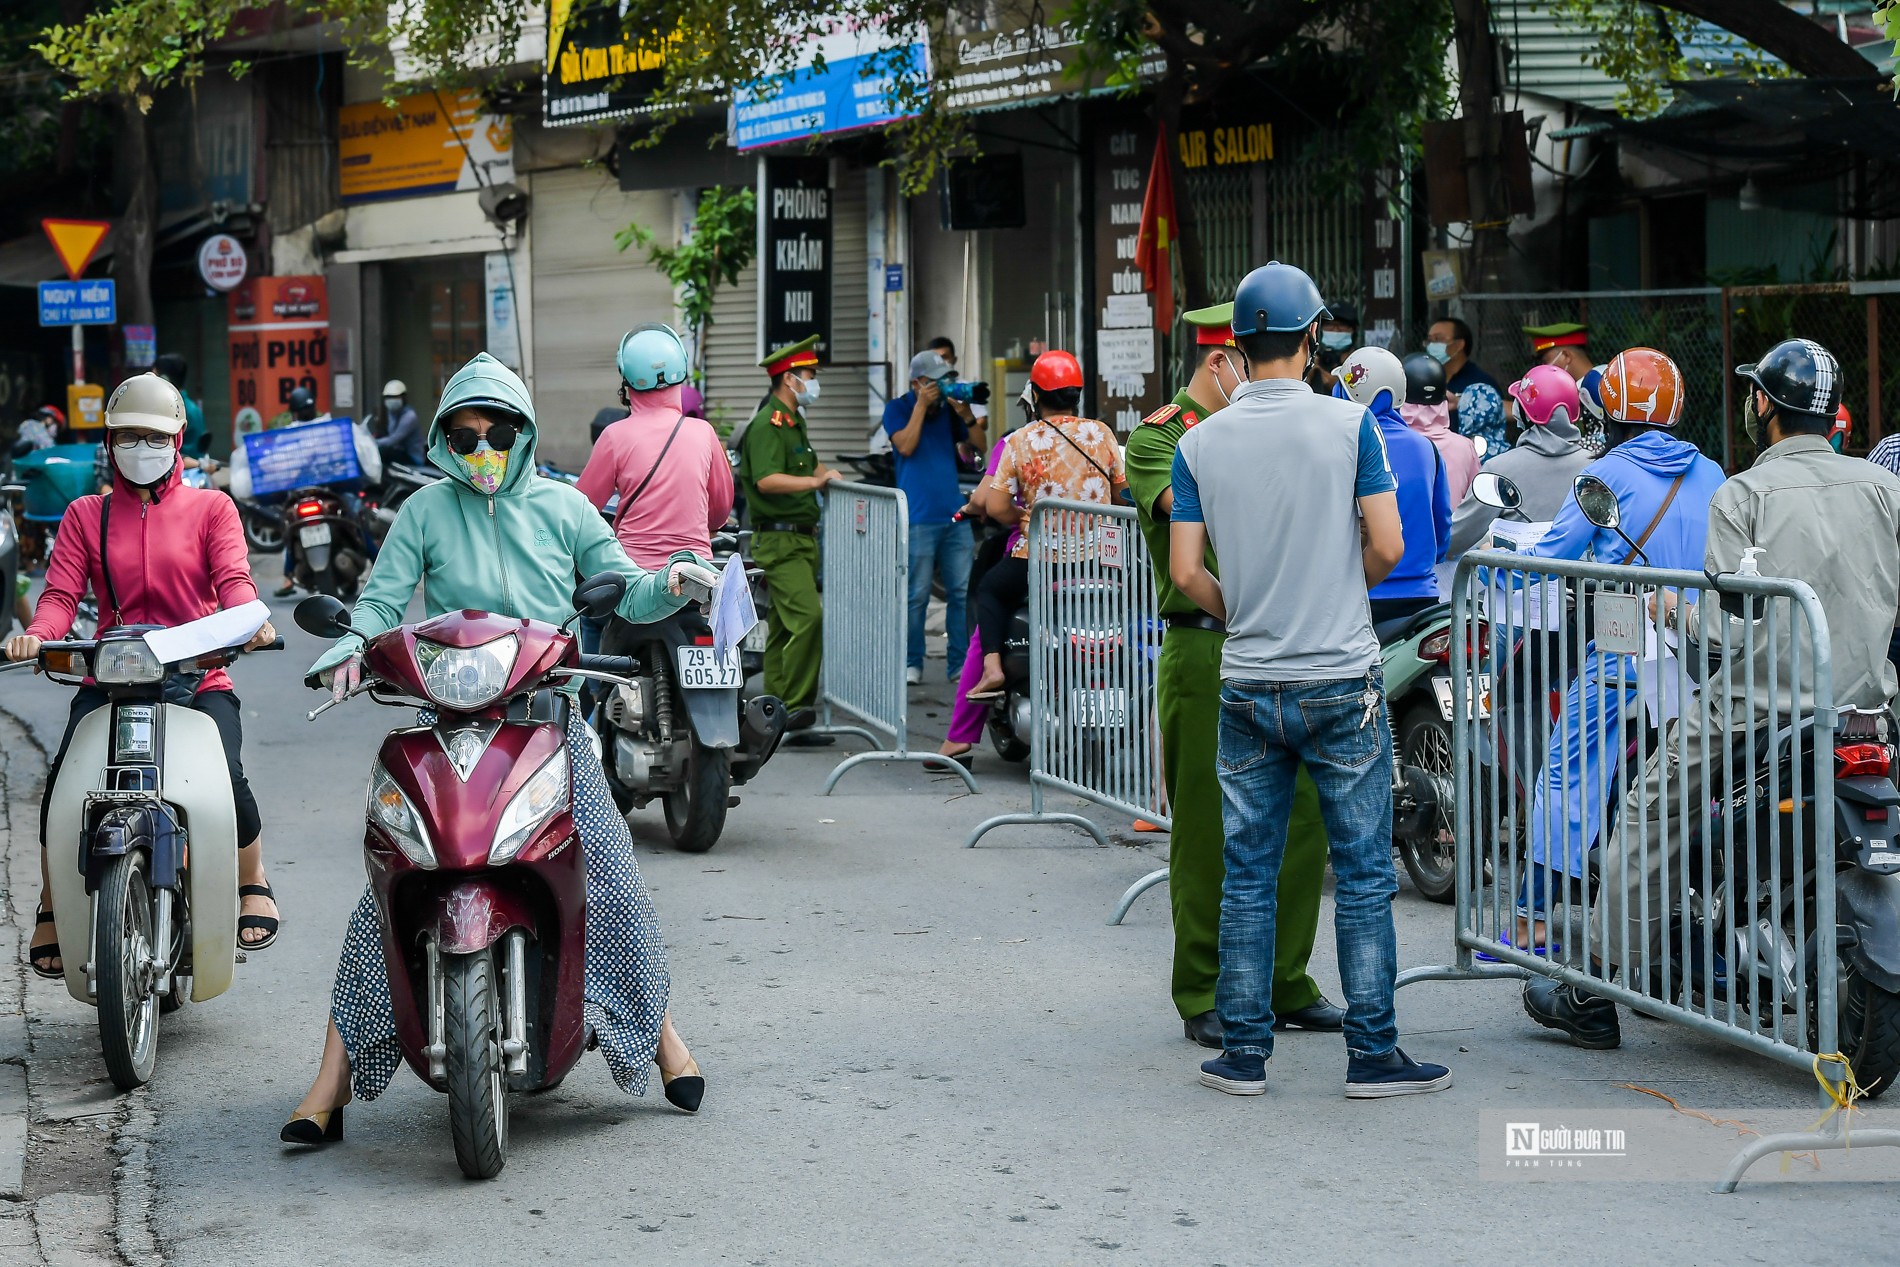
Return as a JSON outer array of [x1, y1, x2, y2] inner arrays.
[[27, 446, 259, 694], [576, 385, 734, 570]]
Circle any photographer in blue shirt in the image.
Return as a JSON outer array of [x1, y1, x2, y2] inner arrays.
[[884, 349, 986, 683]]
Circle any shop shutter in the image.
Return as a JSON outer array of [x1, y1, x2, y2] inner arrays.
[[702, 258, 763, 439], [526, 166, 677, 468]]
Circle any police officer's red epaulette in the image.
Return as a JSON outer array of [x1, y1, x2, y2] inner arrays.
[[770, 409, 795, 427], [1142, 403, 1187, 429]]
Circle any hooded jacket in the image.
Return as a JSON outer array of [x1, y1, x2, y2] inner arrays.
[[27, 433, 257, 694], [310, 353, 695, 677], [1446, 416, 1595, 556], [1521, 429, 1724, 569], [1361, 392, 1450, 601], [1402, 401, 1480, 504]]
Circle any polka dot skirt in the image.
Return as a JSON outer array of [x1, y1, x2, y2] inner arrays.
[[330, 713, 671, 1101]]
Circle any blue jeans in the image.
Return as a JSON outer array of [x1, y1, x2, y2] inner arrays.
[[1215, 671, 1398, 1059], [906, 520, 975, 675]]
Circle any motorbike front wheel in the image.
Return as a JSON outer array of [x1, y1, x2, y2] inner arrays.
[[444, 949, 509, 1179], [241, 509, 284, 553], [95, 851, 160, 1090], [665, 743, 731, 853]]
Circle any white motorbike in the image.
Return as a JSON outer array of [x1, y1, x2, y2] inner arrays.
[[3, 602, 279, 1088]]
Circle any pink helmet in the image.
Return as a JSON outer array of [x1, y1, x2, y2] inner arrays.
[[1508, 363, 1580, 428]]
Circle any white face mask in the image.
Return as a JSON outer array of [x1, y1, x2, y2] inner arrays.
[[795, 376, 821, 406], [383, 397, 404, 415], [1208, 354, 1236, 405], [112, 442, 175, 487], [1426, 341, 1452, 364]]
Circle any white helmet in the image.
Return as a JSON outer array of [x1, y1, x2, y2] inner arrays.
[[382, 379, 407, 397], [105, 372, 187, 436], [1334, 346, 1406, 415]]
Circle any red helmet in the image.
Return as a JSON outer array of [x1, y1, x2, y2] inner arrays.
[[1029, 349, 1084, 391]]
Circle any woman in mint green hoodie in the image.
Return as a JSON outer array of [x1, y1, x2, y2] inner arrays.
[[284, 354, 711, 1145]]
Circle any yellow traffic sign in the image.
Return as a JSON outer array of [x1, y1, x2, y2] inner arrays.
[[41, 219, 111, 282]]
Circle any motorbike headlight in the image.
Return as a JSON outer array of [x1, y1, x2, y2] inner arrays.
[[415, 634, 517, 710], [93, 638, 164, 684], [490, 746, 569, 865], [368, 761, 436, 868]]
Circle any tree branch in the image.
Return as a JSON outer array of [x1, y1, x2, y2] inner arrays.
[[1655, 0, 1874, 79]]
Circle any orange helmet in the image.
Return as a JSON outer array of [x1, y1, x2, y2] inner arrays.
[[1597, 347, 1683, 427], [1029, 349, 1084, 391]]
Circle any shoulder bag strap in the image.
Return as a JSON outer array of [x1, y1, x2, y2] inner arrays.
[[613, 414, 689, 533], [1630, 470, 1689, 554], [1040, 418, 1115, 491], [98, 492, 123, 626]]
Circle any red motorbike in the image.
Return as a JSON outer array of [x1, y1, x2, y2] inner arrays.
[[295, 573, 637, 1179]]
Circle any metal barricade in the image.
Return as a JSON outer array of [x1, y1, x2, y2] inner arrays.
[[815, 481, 978, 795], [965, 501, 1170, 917], [1396, 550, 1900, 1189]]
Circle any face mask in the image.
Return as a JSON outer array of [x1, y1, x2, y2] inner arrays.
[[383, 398, 403, 415], [795, 376, 820, 406], [1320, 331, 1354, 352], [113, 442, 176, 488], [1426, 341, 1451, 364], [1208, 354, 1235, 405], [458, 438, 509, 495]]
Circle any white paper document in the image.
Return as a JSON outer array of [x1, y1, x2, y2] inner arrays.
[[709, 553, 758, 663], [142, 600, 270, 665]]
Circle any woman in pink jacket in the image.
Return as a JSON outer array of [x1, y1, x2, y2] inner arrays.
[[4, 374, 280, 977], [1400, 351, 1480, 504]]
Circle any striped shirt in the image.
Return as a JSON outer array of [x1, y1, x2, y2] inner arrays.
[[1868, 433, 1900, 475]]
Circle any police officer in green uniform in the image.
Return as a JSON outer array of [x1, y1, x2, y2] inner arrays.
[[1123, 303, 1344, 1049], [738, 334, 840, 735]]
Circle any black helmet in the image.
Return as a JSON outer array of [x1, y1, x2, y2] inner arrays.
[[287, 385, 317, 421], [1736, 338, 1840, 420], [1402, 353, 1447, 406]]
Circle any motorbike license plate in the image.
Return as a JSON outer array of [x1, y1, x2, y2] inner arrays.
[[1072, 688, 1128, 727], [1433, 674, 1491, 722], [742, 620, 768, 653], [675, 645, 742, 690], [298, 523, 332, 548]]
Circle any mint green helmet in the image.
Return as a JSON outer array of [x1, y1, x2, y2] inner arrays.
[[617, 324, 690, 393]]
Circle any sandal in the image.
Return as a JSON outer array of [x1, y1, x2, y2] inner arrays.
[[238, 883, 280, 951], [29, 908, 60, 979]]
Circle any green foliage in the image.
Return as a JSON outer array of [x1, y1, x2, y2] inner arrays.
[[1879, 2, 1900, 96], [615, 185, 757, 377], [1542, 0, 1789, 119]]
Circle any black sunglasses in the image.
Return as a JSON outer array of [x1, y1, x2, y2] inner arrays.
[[446, 422, 519, 455]]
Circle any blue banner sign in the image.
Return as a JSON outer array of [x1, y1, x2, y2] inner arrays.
[[243, 416, 362, 496], [732, 26, 926, 150], [38, 279, 116, 326]]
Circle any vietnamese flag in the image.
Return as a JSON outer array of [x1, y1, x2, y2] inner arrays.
[[1134, 127, 1177, 328]]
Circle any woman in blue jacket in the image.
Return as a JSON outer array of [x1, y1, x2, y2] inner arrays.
[[1334, 347, 1450, 625]]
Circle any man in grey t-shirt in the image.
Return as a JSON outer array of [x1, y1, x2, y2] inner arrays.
[[1169, 261, 1453, 1101]]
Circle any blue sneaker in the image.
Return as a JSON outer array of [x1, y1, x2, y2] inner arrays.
[[1344, 1047, 1452, 1099], [1198, 1051, 1267, 1096]]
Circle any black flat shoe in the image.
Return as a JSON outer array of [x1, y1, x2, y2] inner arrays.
[[280, 1105, 344, 1146], [238, 883, 280, 951], [1522, 978, 1622, 1049], [1274, 996, 1347, 1032], [28, 908, 60, 980], [1183, 1010, 1224, 1049], [659, 1057, 705, 1114]]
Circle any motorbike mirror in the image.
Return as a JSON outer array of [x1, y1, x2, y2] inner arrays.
[[293, 594, 352, 639], [573, 571, 627, 619], [1573, 474, 1621, 530], [1470, 471, 1522, 511]]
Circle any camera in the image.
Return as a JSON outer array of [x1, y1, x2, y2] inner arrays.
[[941, 379, 990, 405]]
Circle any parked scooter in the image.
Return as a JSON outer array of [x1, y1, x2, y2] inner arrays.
[[592, 533, 786, 852], [295, 575, 648, 1176], [982, 574, 1142, 773], [3, 603, 281, 1089], [283, 484, 375, 598], [0, 474, 21, 637], [362, 462, 444, 541]]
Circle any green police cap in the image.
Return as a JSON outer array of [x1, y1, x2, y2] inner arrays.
[[1183, 302, 1236, 347], [1524, 322, 1588, 352], [761, 334, 822, 375]]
